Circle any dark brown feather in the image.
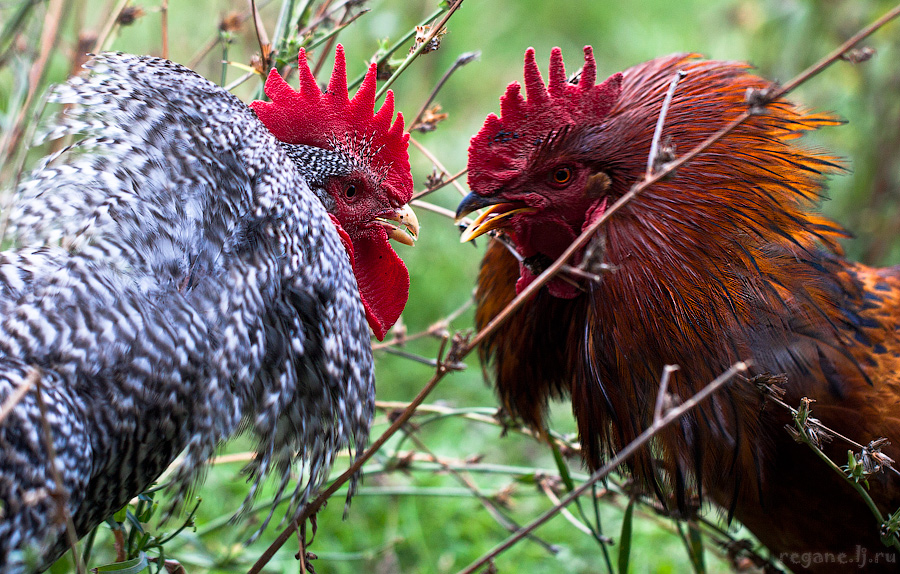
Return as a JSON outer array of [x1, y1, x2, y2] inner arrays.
[[470, 52, 900, 570]]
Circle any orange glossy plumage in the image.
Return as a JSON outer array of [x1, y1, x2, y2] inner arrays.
[[468, 51, 900, 571]]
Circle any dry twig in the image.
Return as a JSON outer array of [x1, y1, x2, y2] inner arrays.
[[457, 362, 750, 574]]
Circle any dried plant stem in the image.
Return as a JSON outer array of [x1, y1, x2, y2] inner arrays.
[[380, 345, 463, 370], [410, 199, 460, 221], [537, 476, 594, 537], [766, 392, 900, 478], [653, 365, 680, 423], [91, 0, 130, 53], [410, 51, 480, 129], [273, 0, 302, 51], [0, 0, 42, 67], [0, 368, 38, 426], [160, 0, 169, 59], [223, 71, 256, 91], [304, 8, 369, 52], [1, 0, 67, 161], [646, 70, 686, 178], [298, 0, 342, 37], [777, 2, 900, 98], [409, 138, 467, 196], [250, 0, 270, 69], [311, 1, 348, 76], [186, 1, 275, 70], [412, 168, 467, 201], [347, 7, 442, 90], [797, 427, 900, 551], [373, 0, 465, 101], [405, 432, 559, 555], [34, 372, 85, 574], [372, 296, 472, 351], [456, 362, 749, 574], [247, 364, 451, 574]]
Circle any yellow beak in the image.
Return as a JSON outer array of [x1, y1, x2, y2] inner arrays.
[[457, 203, 536, 243], [377, 203, 420, 247]]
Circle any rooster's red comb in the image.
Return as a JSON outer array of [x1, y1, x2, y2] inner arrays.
[[468, 46, 623, 195], [251, 45, 412, 203]]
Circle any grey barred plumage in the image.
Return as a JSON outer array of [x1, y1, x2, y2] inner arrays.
[[0, 53, 375, 570]]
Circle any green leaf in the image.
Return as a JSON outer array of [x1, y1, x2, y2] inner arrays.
[[550, 443, 576, 492], [93, 552, 149, 574], [113, 506, 128, 523], [688, 522, 706, 573], [617, 498, 634, 574]]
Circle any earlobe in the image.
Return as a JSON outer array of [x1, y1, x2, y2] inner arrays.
[[584, 171, 611, 198]]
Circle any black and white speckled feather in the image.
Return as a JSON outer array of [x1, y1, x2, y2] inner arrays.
[[0, 53, 374, 571]]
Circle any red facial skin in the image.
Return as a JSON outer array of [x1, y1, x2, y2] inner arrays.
[[325, 171, 410, 339]]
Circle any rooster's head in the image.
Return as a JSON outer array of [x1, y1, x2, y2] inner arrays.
[[252, 45, 417, 340]]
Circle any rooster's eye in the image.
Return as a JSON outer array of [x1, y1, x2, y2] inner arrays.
[[345, 184, 357, 199], [552, 167, 572, 185]]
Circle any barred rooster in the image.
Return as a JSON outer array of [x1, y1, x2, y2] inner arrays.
[[0, 45, 417, 571], [457, 47, 900, 571]]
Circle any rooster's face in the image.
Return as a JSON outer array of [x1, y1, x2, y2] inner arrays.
[[456, 45, 622, 298], [457, 124, 614, 298]]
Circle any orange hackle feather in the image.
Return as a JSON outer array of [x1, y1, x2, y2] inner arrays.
[[469, 49, 900, 571]]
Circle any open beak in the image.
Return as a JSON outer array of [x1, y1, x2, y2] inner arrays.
[[376, 203, 419, 247], [455, 192, 535, 243]]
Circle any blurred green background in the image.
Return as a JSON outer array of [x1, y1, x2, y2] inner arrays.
[[2, 0, 899, 572]]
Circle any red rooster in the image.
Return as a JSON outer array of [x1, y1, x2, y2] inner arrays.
[[457, 47, 900, 571]]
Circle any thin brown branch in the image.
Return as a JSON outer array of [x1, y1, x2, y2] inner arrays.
[[0, 91, 49, 244], [536, 476, 595, 538], [247, 359, 457, 574], [372, 402, 549, 444], [298, 0, 341, 37], [405, 432, 559, 555], [409, 137, 467, 196], [160, 0, 169, 60], [311, 1, 347, 77], [91, 0, 130, 53], [653, 365, 680, 423], [186, 6, 257, 69], [410, 199, 460, 222], [373, 0, 465, 102], [0, 367, 38, 426], [765, 391, 900, 479], [34, 371, 85, 574], [380, 345, 465, 370], [187, 34, 223, 70], [1, 0, 68, 161], [250, 0, 271, 71], [646, 70, 686, 179], [776, 3, 900, 99], [412, 168, 467, 201], [223, 70, 256, 91], [373, 296, 472, 351], [410, 51, 480, 129], [457, 362, 749, 574]]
